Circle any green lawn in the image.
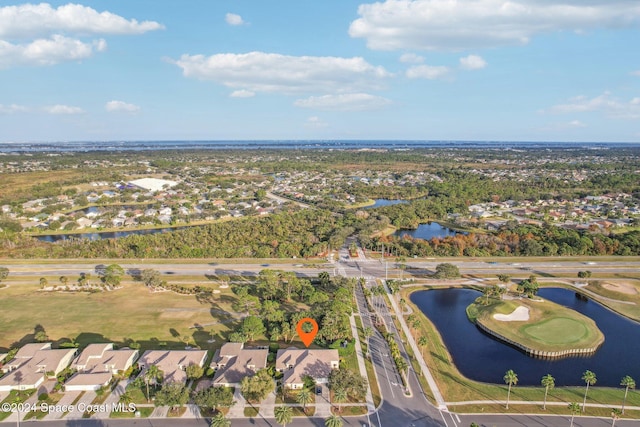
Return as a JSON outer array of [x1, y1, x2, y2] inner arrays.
[[523, 318, 587, 344], [471, 295, 604, 353], [0, 279, 241, 351], [109, 406, 154, 418]]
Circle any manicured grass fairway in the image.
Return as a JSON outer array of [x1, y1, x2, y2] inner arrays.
[[0, 280, 241, 350], [471, 296, 604, 353], [523, 318, 587, 344]]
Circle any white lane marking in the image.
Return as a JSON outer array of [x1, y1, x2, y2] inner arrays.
[[377, 347, 395, 398], [439, 410, 450, 427], [455, 413, 460, 423], [448, 411, 458, 426]]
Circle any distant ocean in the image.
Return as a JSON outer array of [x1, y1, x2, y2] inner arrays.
[[0, 140, 638, 153]]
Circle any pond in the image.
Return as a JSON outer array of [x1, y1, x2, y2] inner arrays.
[[35, 226, 190, 242], [411, 287, 640, 386], [394, 222, 467, 240], [365, 199, 409, 209]]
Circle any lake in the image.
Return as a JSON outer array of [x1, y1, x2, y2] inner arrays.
[[394, 222, 466, 240], [411, 287, 640, 386], [365, 199, 409, 209], [35, 226, 189, 242]]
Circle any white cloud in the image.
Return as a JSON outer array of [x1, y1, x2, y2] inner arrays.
[[230, 89, 255, 98], [349, 0, 640, 51], [105, 100, 140, 113], [567, 120, 586, 128], [459, 54, 487, 70], [0, 35, 105, 68], [406, 64, 450, 79], [294, 93, 392, 111], [174, 51, 390, 94], [0, 3, 164, 38], [44, 104, 84, 114], [305, 116, 329, 128], [399, 53, 424, 63], [225, 13, 245, 26], [632, 70, 640, 76], [0, 103, 28, 114], [548, 92, 640, 119], [0, 3, 161, 69]]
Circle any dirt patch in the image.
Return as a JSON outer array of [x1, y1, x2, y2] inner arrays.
[[493, 306, 530, 322], [602, 282, 638, 295]]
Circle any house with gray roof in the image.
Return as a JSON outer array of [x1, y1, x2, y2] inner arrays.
[[0, 343, 76, 392], [137, 350, 207, 384], [211, 343, 268, 387], [275, 348, 339, 389], [65, 343, 138, 391]]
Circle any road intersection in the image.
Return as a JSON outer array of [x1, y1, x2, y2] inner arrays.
[[2, 252, 640, 426]]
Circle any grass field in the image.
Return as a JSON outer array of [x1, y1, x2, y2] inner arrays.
[[0, 278, 243, 351], [470, 296, 604, 353], [523, 318, 588, 344]]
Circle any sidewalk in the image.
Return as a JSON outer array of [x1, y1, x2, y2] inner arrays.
[[226, 387, 247, 418], [65, 390, 96, 419], [43, 390, 81, 420], [93, 378, 131, 419], [448, 399, 640, 411]]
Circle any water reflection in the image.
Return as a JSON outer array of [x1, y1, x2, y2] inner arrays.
[[411, 287, 640, 386]]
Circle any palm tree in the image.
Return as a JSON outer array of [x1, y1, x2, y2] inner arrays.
[[581, 370, 597, 412], [503, 369, 518, 410], [333, 389, 347, 413], [118, 391, 133, 405], [611, 408, 622, 427], [274, 405, 293, 427], [620, 375, 635, 414], [144, 364, 163, 402], [325, 414, 343, 427], [417, 336, 428, 358], [210, 412, 231, 427], [296, 388, 313, 414], [568, 402, 580, 427], [396, 358, 409, 381], [363, 326, 373, 339], [541, 374, 555, 410]]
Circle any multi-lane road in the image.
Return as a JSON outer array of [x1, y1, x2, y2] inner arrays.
[[2, 255, 640, 426]]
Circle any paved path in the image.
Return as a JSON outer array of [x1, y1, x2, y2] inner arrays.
[[44, 390, 82, 420], [3, 381, 45, 424], [93, 379, 131, 419], [65, 390, 97, 419], [226, 387, 247, 418], [258, 390, 276, 418], [449, 399, 640, 410], [181, 404, 201, 419], [149, 406, 169, 418]]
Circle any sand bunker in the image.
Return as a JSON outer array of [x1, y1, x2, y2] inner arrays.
[[494, 306, 530, 322], [603, 282, 638, 295]]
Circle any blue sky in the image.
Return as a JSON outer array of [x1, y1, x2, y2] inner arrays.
[[0, 0, 639, 142]]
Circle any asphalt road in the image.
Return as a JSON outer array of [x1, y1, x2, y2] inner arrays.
[[3, 259, 640, 280], [3, 253, 640, 426]]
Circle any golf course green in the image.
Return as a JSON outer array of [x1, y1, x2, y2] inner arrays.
[[467, 294, 605, 357]]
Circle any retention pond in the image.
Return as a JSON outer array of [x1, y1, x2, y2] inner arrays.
[[411, 287, 640, 386]]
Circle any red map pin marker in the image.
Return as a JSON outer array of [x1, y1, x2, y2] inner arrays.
[[296, 317, 319, 347]]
